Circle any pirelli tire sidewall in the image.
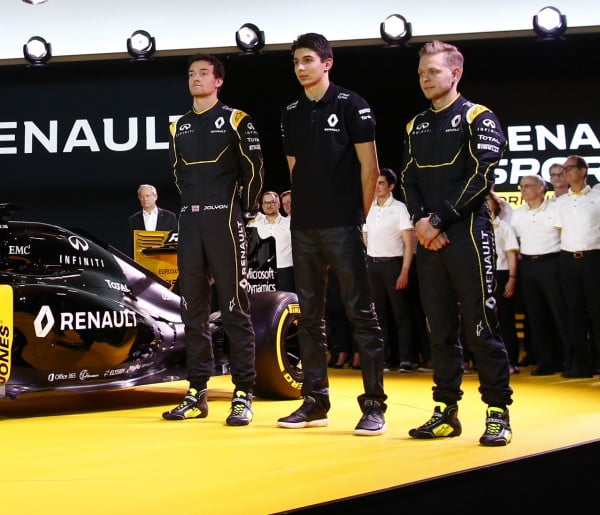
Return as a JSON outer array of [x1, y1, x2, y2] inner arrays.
[[250, 291, 302, 400]]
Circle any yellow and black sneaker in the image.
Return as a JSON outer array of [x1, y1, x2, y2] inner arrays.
[[225, 391, 253, 426], [409, 402, 462, 438], [479, 406, 512, 446], [162, 388, 208, 420]]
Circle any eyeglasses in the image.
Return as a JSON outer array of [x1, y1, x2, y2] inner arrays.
[[560, 165, 579, 172], [550, 172, 564, 178], [262, 200, 277, 206], [518, 184, 539, 190]]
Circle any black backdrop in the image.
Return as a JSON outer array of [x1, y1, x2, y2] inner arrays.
[[1, 33, 598, 252]]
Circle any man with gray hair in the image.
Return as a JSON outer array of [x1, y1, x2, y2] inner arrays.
[[511, 173, 568, 376]]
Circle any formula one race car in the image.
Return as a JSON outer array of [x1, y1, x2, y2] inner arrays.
[[0, 203, 303, 401]]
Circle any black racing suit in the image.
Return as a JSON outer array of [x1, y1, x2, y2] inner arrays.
[[399, 95, 513, 407], [169, 100, 264, 391]]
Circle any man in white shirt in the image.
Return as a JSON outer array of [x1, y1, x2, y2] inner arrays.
[[555, 155, 600, 377], [247, 191, 294, 292], [364, 168, 417, 372], [511, 174, 568, 376], [549, 163, 569, 198]]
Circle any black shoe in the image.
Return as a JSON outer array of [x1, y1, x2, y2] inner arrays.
[[398, 362, 416, 373], [162, 388, 208, 420], [409, 403, 462, 439], [479, 406, 512, 446], [354, 399, 386, 436], [518, 354, 536, 367], [277, 394, 330, 428], [531, 367, 555, 376], [561, 369, 593, 378], [225, 390, 253, 426]]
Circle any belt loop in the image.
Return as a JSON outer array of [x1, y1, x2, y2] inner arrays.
[[574, 251, 583, 259]]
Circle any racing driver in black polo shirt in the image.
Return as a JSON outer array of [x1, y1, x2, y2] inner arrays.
[[162, 53, 264, 426], [400, 40, 513, 446], [277, 33, 387, 436]]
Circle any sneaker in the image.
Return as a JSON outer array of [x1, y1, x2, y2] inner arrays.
[[162, 388, 208, 420], [226, 390, 253, 426], [354, 399, 386, 436], [479, 406, 512, 446], [417, 361, 434, 372], [409, 402, 462, 438], [277, 395, 330, 428], [398, 362, 416, 373]]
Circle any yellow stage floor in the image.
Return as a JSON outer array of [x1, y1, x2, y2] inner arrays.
[[1, 368, 598, 514]]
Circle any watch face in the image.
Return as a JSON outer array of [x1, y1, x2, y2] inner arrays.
[[430, 214, 441, 229]]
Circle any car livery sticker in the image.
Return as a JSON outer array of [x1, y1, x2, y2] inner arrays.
[[276, 303, 301, 392], [0, 285, 13, 388]]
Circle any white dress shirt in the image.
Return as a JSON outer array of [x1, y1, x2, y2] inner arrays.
[[364, 195, 413, 257], [492, 217, 519, 270], [555, 185, 600, 252], [248, 214, 293, 268], [143, 207, 158, 231], [511, 199, 561, 255]]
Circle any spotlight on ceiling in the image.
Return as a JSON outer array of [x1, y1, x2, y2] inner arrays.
[[22, 0, 48, 4], [23, 36, 52, 67], [127, 30, 156, 61], [235, 23, 265, 54], [533, 6, 567, 41], [380, 14, 412, 47]]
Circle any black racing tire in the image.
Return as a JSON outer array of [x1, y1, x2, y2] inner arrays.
[[250, 291, 302, 400]]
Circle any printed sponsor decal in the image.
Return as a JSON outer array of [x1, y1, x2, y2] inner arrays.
[[33, 305, 137, 338], [0, 285, 13, 386]]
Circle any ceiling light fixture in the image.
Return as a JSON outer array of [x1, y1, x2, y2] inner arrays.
[[235, 23, 265, 55], [23, 36, 52, 66], [380, 14, 412, 47], [533, 6, 567, 41], [127, 30, 156, 61]]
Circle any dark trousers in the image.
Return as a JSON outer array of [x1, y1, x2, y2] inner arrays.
[[292, 226, 387, 408], [178, 204, 256, 391], [416, 215, 513, 407], [495, 270, 520, 367], [276, 266, 295, 293], [559, 251, 600, 374], [519, 254, 568, 371], [367, 256, 415, 364]]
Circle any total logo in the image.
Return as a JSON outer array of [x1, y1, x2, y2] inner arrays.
[[33, 305, 137, 338]]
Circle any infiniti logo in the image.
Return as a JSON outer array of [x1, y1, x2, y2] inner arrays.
[[482, 119, 496, 129], [68, 235, 89, 251], [179, 123, 192, 131]]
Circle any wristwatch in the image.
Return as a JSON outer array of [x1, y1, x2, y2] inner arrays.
[[429, 213, 443, 230]]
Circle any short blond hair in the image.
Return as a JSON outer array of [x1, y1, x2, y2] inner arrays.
[[419, 40, 464, 71]]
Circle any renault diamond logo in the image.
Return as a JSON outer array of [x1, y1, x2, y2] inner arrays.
[[34, 305, 55, 338], [327, 114, 338, 127]]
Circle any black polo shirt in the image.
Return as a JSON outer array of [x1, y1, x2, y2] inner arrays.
[[281, 83, 376, 230]]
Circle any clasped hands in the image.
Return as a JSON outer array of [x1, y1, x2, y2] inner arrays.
[[415, 216, 450, 251]]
